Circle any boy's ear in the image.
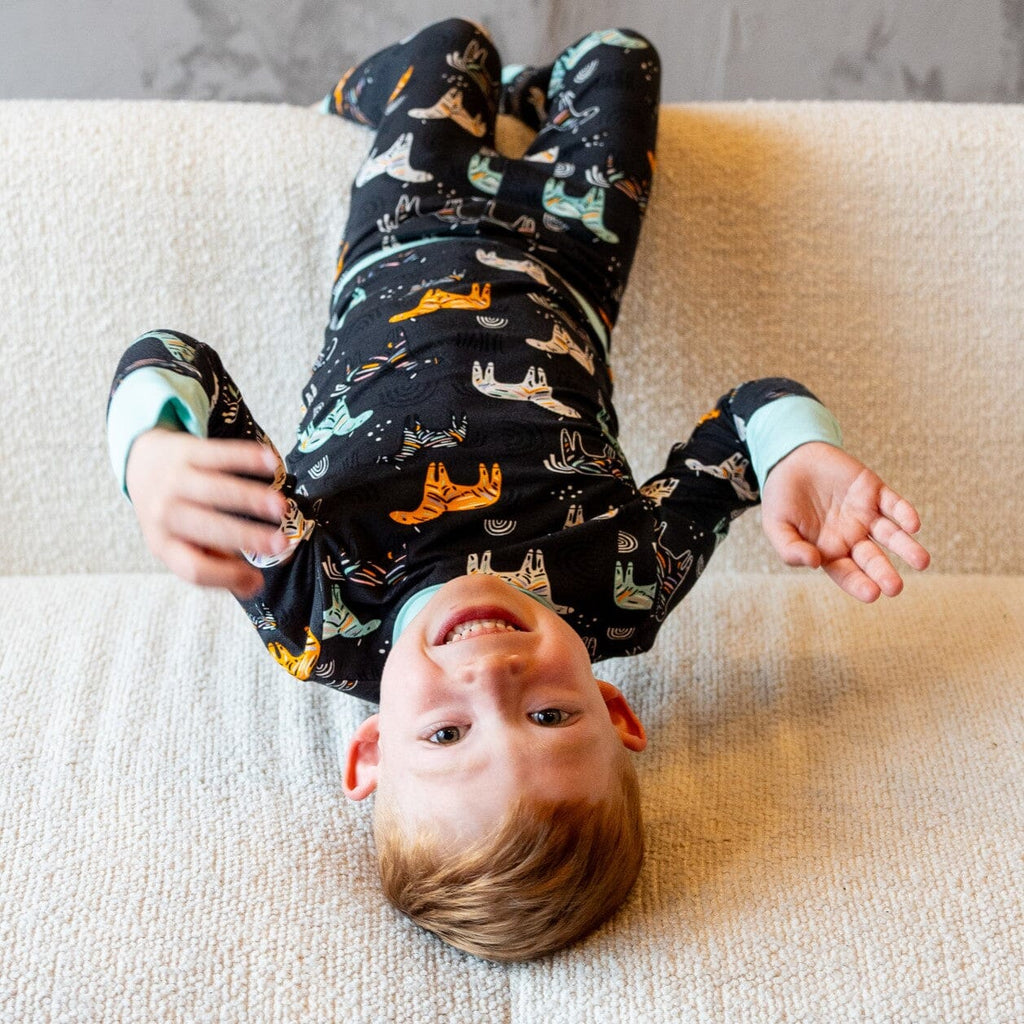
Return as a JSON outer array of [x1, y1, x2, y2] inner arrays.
[[597, 680, 647, 752], [344, 714, 381, 800]]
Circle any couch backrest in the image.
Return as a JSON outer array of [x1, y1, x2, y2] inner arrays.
[[1, 100, 1020, 576]]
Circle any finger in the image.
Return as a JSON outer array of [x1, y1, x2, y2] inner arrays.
[[852, 537, 904, 598], [870, 516, 932, 572], [878, 486, 922, 535], [188, 437, 283, 480], [179, 467, 288, 525], [822, 555, 882, 603], [162, 538, 266, 598], [762, 518, 823, 569], [166, 501, 288, 560]]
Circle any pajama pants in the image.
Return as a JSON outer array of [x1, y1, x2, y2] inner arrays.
[[326, 17, 661, 329]]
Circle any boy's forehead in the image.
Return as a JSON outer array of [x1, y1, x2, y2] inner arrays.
[[382, 747, 618, 841]]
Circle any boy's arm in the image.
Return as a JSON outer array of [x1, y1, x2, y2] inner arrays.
[[644, 377, 929, 609], [643, 378, 841, 526], [639, 379, 838, 615], [760, 441, 930, 602], [108, 332, 288, 598]]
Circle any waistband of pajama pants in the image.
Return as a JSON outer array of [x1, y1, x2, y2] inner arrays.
[[331, 236, 611, 358]]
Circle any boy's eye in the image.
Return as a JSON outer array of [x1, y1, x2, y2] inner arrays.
[[428, 726, 463, 745], [529, 709, 573, 726]]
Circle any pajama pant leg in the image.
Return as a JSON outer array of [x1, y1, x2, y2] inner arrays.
[[323, 20, 660, 332], [496, 29, 661, 328], [323, 18, 502, 270]]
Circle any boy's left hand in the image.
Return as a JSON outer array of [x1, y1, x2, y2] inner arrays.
[[760, 442, 930, 602]]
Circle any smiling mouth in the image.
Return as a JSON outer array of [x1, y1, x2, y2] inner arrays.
[[434, 605, 528, 646], [443, 618, 523, 644]]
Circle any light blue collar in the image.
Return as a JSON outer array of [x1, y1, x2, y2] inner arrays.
[[391, 585, 444, 643], [392, 582, 557, 643]]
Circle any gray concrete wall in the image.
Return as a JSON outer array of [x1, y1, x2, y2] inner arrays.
[[1, 0, 1022, 104]]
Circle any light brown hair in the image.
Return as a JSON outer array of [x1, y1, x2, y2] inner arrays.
[[373, 755, 643, 962]]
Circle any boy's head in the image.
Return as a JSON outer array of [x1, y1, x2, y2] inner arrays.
[[343, 574, 647, 961]]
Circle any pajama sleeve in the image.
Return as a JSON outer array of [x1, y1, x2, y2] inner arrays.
[[106, 330, 275, 498], [106, 330, 328, 686], [639, 378, 842, 618]]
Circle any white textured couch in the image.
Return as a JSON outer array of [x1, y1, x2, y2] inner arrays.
[[1, 99, 1022, 1023]]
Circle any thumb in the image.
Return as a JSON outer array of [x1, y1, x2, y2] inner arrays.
[[763, 517, 823, 569]]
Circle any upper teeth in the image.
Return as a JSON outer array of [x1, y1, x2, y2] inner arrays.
[[444, 619, 520, 644]]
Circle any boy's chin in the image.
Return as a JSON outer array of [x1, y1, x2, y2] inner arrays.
[[434, 573, 532, 604]]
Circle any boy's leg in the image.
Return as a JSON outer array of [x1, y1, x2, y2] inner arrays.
[[502, 29, 661, 328], [323, 18, 502, 267]]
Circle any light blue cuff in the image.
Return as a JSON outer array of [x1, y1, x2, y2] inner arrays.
[[107, 368, 210, 497], [745, 395, 843, 488]]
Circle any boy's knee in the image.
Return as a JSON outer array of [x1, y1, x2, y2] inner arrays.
[[610, 27, 661, 68], [551, 28, 661, 93]]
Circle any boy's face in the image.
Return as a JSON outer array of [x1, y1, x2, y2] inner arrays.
[[344, 575, 646, 841]]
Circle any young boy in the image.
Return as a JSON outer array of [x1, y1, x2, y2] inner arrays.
[[108, 19, 930, 961]]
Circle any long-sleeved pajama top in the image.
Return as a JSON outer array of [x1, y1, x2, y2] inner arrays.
[[107, 21, 842, 703]]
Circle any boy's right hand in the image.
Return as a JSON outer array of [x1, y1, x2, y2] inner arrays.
[[125, 428, 289, 599]]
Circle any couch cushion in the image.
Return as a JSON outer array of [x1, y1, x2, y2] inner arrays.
[[1, 101, 1022, 577], [1, 572, 1020, 1021]]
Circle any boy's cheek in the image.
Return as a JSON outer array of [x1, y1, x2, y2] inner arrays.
[[379, 638, 435, 699]]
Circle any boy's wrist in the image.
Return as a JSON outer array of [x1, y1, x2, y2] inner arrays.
[[107, 366, 211, 497], [745, 395, 843, 488], [124, 427, 169, 502], [766, 440, 841, 477]]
